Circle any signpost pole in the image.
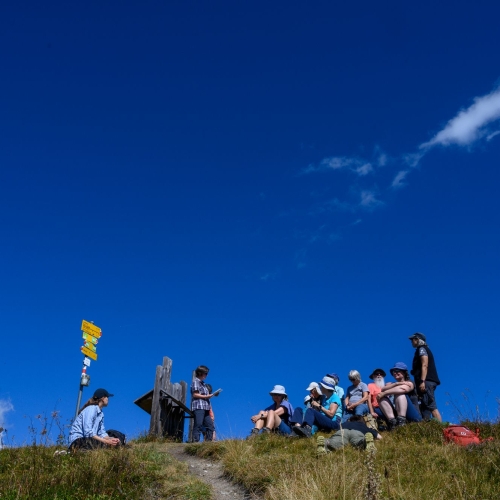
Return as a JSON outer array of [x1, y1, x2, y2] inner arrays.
[[74, 357, 91, 420]]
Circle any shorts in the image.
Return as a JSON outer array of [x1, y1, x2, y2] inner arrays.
[[420, 381, 438, 413], [276, 420, 292, 435]]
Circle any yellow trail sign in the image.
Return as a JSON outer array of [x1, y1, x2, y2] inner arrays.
[[82, 332, 98, 345], [83, 341, 97, 353], [81, 320, 102, 338], [81, 346, 98, 361]]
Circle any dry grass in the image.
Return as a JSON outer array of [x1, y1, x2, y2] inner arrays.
[[188, 421, 500, 500], [0, 442, 211, 500]]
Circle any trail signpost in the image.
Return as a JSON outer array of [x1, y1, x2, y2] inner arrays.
[[74, 320, 103, 420]]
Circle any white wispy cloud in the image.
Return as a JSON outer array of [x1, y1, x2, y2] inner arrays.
[[420, 87, 500, 149], [303, 84, 500, 213], [391, 170, 409, 189], [303, 155, 376, 177], [359, 190, 383, 209], [0, 399, 14, 428], [487, 130, 500, 141]]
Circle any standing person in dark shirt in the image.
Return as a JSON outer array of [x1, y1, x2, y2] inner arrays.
[[409, 332, 442, 422], [191, 365, 215, 442]]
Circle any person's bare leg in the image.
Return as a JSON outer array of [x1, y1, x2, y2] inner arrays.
[[394, 395, 408, 417], [378, 398, 395, 419], [253, 411, 266, 431], [432, 408, 442, 422]]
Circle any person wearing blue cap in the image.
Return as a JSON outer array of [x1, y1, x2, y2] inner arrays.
[[292, 377, 342, 438], [409, 332, 442, 422], [377, 363, 421, 429], [69, 388, 121, 450]]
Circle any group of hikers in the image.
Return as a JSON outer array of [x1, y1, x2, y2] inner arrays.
[[67, 331, 440, 454], [190, 331, 441, 454]]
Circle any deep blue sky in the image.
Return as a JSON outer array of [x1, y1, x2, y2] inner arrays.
[[1, 1, 500, 443]]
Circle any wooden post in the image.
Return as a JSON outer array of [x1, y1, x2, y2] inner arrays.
[[137, 356, 192, 441], [149, 365, 163, 436]]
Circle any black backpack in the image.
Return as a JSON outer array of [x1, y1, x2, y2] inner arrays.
[[107, 429, 126, 445]]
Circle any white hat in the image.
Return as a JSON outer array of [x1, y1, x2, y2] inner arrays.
[[305, 382, 323, 395], [269, 385, 287, 397], [320, 376, 336, 390]]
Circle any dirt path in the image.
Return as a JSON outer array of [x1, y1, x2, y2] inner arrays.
[[166, 444, 255, 500]]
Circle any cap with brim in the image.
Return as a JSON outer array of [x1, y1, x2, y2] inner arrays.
[[408, 332, 426, 342], [93, 388, 114, 399], [320, 376, 336, 391], [326, 372, 340, 383], [269, 385, 287, 397], [369, 368, 387, 380], [390, 362, 409, 374], [305, 382, 323, 395]]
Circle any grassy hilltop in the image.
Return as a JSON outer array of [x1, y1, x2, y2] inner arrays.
[[1, 420, 499, 499], [188, 420, 500, 500]]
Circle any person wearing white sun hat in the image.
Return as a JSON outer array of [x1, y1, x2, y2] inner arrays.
[[249, 385, 294, 436], [292, 377, 342, 438]]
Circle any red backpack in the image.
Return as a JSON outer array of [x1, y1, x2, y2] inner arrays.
[[443, 425, 481, 446]]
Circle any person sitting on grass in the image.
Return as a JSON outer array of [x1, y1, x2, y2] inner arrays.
[[377, 362, 422, 429], [289, 381, 324, 430], [69, 388, 121, 451], [367, 368, 387, 422], [292, 377, 342, 438], [249, 385, 294, 436], [326, 372, 344, 402], [317, 415, 382, 455], [343, 370, 370, 422]]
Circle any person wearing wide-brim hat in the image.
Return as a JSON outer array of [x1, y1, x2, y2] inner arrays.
[[367, 368, 387, 421], [376, 362, 422, 429], [69, 388, 121, 450], [292, 377, 342, 438], [249, 385, 294, 436]]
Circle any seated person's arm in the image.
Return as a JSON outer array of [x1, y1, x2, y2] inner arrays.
[[273, 406, 288, 417], [351, 391, 369, 407], [250, 410, 268, 423], [367, 394, 377, 417], [378, 383, 412, 398], [320, 402, 338, 419]]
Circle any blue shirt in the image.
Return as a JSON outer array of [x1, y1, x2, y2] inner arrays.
[[323, 393, 342, 420], [69, 405, 108, 445], [265, 400, 294, 425]]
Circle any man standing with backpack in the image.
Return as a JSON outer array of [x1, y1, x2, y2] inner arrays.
[[409, 332, 442, 422]]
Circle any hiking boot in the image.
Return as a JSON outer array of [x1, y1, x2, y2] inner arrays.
[[364, 432, 376, 453], [247, 428, 260, 439], [316, 435, 327, 457], [260, 427, 271, 434], [396, 416, 407, 427], [388, 418, 398, 431], [293, 425, 312, 438]]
